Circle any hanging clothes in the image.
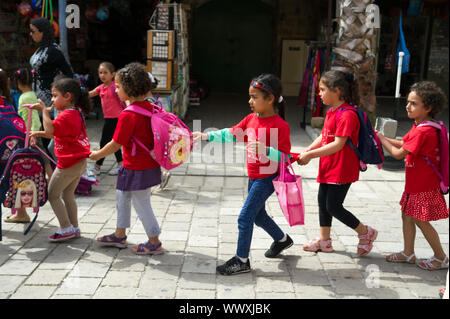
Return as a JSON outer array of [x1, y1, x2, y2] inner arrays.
[[296, 52, 313, 107], [311, 49, 322, 117]]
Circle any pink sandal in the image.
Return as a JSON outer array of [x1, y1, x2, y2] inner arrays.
[[357, 225, 378, 256], [302, 237, 334, 253]]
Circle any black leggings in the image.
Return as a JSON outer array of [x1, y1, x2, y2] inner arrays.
[[96, 118, 123, 166], [318, 183, 360, 229]]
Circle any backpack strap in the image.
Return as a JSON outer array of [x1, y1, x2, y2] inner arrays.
[[335, 106, 361, 157], [123, 104, 155, 157], [417, 120, 441, 130]]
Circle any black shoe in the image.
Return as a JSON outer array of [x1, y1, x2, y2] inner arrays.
[[216, 256, 251, 276], [265, 234, 293, 258]]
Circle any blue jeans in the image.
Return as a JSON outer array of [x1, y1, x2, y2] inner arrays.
[[236, 174, 285, 259]]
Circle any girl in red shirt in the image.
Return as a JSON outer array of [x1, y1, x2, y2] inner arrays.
[[88, 62, 124, 176], [194, 74, 298, 275], [90, 62, 163, 255], [30, 77, 91, 242], [377, 81, 448, 270], [298, 70, 378, 256]]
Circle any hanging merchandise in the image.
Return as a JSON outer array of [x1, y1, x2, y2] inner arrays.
[[297, 53, 312, 107], [41, 0, 59, 37], [311, 49, 322, 117], [407, 0, 423, 16], [384, 13, 400, 74], [97, 6, 109, 21], [31, 0, 43, 11], [85, 5, 98, 22], [17, 2, 32, 17], [396, 12, 410, 74]]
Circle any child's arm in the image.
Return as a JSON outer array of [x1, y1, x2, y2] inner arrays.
[[89, 140, 122, 161], [306, 135, 322, 152], [30, 130, 53, 139], [89, 89, 99, 98], [377, 133, 408, 160], [193, 129, 236, 143], [298, 136, 348, 165], [30, 100, 54, 136]]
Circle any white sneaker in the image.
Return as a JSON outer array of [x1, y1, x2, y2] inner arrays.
[[108, 166, 120, 175], [89, 166, 101, 175]]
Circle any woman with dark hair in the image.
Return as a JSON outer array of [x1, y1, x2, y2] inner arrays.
[[29, 18, 74, 108]]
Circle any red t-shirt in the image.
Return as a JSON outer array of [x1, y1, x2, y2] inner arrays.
[[95, 81, 124, 118], [317, 103, 360, 184], [53, 109, 90, 169], [230, 113, 292, 179], [113, 100, 159, 171], [402, 123, 440, 193]]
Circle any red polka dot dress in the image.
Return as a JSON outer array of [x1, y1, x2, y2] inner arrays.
[[401, 123, 448, 222]]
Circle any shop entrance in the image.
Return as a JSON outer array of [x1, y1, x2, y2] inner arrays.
[[191, 0, 273, 93]]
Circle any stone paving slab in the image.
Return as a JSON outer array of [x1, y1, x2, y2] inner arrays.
[[0, 117, 448, 300]]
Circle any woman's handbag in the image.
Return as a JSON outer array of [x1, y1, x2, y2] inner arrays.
[[272, 152, 305, 226]]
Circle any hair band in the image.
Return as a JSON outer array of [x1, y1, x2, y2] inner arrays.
[[278, 96, 283, 103]]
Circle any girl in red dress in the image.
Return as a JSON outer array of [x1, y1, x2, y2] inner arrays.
[[377, 81, 448, 270]]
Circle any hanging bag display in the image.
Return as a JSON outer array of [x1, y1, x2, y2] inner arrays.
[[396, 12, 410, 74], [272, 152, 305, 226]]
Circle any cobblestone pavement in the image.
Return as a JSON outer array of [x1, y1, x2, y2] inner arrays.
[[0, 96, 448, 299]]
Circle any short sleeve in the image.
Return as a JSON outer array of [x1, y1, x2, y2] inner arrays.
[[336, 111, 359, 138], [403, 129, 425, 156], [113, 112, 135, 146], [53, 111, 70, 137]]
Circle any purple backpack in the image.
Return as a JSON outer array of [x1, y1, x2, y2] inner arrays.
[[417, 120, 449, 194], [0, 108, 47, 240], [124, 103, 193, 170], [336, 105, 384, 171]]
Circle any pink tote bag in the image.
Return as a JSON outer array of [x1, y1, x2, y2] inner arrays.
[[272, 152, 305, 226]]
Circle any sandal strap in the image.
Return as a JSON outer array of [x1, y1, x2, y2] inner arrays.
[[137, 241, 162, 253], [100, 233, 127, 243]]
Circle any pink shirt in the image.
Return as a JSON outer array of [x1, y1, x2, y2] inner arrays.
[[95, 81, 124, 118]]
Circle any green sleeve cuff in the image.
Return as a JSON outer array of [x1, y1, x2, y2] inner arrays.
[[267, 147, 291, 163], [206, 128, 236, 143]]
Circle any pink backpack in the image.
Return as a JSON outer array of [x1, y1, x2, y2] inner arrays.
[[417, 120, 449, 194], [124, 103, 193, 170]]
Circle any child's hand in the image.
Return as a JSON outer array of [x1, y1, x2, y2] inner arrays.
[[297, 152, 312, 166], [89, 151, 101, 161], [248, 141, 267, 156], [29, 99, 46, 112], [375, 130, 384, 139], [193, 131, 208, 141], [30, 131, 43, 138]]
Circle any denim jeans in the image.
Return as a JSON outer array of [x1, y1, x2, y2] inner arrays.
[[236, 174, 285, 259]]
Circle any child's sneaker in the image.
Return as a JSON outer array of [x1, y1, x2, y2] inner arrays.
[[216, 256, 251, 275], [302, 237, 334, 253], [49, 230, 76, 242], [108, 166, 120, 176], [265, 234, 293, 258], [89, 166, 101, 175]]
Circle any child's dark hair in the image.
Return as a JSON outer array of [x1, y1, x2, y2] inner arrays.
[[0, 68, 12, 103], [320, 70, 360, 106], [14, 68, 34, 88], [99, 61, 115, 73], [410, 81, 447, 119], [52, 77, 91, 115], [250, 73, 285, 120], [116, 62, 152, 98]]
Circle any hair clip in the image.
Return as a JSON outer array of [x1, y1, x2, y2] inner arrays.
[[278, 96, 284, 103], [31, 70, 35, 74], [17, 70, 21, 75]]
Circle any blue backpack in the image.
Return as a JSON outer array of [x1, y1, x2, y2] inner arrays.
[[336, 105, 384, 171]]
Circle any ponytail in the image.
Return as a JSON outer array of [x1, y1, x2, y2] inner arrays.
[[52, 77, 91, 115], [321, 70, 360, 106]]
